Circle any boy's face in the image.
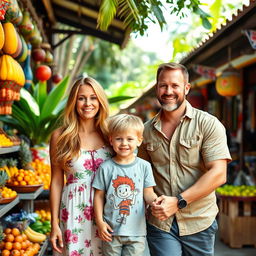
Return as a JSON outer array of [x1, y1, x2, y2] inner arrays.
[[109, 129, 142, 159]]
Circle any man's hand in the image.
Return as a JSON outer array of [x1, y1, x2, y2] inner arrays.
[[151, 195, 178, 220], [97, 220, 113, 242]]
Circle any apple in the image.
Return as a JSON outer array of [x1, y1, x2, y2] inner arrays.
[[52, 73, 63, 84], [35, 65, 52, 81], [32, 48, 46, 62]]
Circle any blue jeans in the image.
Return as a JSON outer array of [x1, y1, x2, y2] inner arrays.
[[147, 218, 218, 256]]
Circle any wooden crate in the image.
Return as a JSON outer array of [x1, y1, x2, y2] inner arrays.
[[218, 195, 256, 248]]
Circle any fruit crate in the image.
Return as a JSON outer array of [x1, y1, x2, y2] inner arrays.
[[217, 194, 256, 248]]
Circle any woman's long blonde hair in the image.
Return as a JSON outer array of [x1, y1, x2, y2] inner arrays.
[[56, 77, 109, 169]]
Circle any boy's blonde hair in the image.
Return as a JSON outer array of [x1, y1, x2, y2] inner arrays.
[[108, 114, 144, 138]]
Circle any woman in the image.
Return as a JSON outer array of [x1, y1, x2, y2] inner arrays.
[[50, 77, 112, 256]]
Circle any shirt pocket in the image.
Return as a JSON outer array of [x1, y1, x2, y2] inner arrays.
[[178, 136, 201, 166], [146, 142, 163, 166]]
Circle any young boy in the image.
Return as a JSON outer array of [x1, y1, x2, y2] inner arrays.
[[93, 114, 157, 256]]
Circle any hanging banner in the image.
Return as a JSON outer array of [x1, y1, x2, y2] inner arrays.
[[244, 30, 256, 50], [193, 64, 216, 80]]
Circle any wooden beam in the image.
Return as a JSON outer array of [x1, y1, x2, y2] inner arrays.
[[52, 0, 125, 29], [52, 33, 74, 49], [42, 0, 56, 24]]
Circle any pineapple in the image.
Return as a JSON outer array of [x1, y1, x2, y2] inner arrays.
[[0, 225, 4, 242], [7, 158, 19, 177], [0, 171, 9, 199], [0, 159, 11, 178], [19, 140, 33, 170]]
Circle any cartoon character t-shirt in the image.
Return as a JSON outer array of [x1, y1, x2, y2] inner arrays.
[[92, 157, 156, 236]]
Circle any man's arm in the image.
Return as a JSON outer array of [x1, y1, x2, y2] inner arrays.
[[151, 159, 227, 220]]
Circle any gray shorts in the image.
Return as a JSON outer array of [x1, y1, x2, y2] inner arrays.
[[103, 236, 146, 256]]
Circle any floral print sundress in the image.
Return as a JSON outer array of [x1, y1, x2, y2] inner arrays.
[[59, 146, 112, 256]]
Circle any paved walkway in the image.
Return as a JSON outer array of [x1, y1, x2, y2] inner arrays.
[[215, 232, 256, 256]]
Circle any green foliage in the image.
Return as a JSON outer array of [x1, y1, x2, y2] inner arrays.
[[83, 39, 158, 89], [170, 0, 244, 61], [98, 0, 212, 35], [0, 77, 69, 146]]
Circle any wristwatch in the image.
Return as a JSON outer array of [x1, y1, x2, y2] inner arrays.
[[176, 194, 187, 209]]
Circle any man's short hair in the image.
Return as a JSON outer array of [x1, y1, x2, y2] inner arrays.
[[156, 63, 189, 84]]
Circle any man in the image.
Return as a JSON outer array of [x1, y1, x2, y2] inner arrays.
[[138, 63, 231, 256]]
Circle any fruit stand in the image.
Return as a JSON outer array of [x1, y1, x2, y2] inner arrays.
[[0, 144, 50, 256], [217, 185, 256, 248]]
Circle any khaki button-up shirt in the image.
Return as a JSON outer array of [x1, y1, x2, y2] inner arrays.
[[138, 101, 232, 236]]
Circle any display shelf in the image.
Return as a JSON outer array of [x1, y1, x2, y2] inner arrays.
[[38, 238, 49, 256], [0, 146, 20, 155], [18, 186, 44, 213], [18, 186, 44, 200], [0, 196, 20, 218]]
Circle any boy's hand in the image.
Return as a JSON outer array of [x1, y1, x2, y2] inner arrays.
[[97, 221, 113, 242]]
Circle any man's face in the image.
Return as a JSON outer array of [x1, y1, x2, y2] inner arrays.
[[156, 69, 190, 112]]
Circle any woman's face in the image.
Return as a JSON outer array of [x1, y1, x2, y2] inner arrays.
[[76, 85, 100, 120]]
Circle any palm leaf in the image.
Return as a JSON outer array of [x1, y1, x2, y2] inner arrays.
[[97, 0, 118, 30], [149, 1, 166, 29], [118, 0, 140, 28], [0, 116, 27, 135], [33, 81, 47, 110], [40, 76, 69, 120], [108, 95, 133, 104]]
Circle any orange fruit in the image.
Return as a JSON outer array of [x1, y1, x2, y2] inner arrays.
[[4, 241, 13, 250], [25, 240, 31, 248], [21, 233, 27, 241], [14, 235, 23, 243], [23, 176, 30, 182], [17, 176, 23, 182], [1, 249, 11, 256], [10, 250, 20, 256], [5, 234, 15, 242], [11, 228, 20, 237], [4, 228, 12, 234], [21, 241, 27, 250], [20, 181, 27, 186], [0, 241, 5, 249], [13, 242, 22, 251]]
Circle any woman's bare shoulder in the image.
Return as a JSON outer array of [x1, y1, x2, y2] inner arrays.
[[50, 128, 63, 145], [51, 128, 62, 138]]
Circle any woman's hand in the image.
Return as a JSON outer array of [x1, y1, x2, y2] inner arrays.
[[50, 225, 64, 253]]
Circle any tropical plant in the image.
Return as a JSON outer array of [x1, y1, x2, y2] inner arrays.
[[0, 77, 133, 146], [98, 0, 212, 35], [0, 77, 69, 146]]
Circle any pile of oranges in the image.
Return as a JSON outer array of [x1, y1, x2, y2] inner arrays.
[[0, 227, 40, 256], [7, 170, 43, 186], [0, 187, 17, 198], [31, 160, 51, 190]]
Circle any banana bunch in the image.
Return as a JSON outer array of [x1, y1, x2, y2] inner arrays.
[[0, 54, 25, 86], [24, 226, 47, 243]]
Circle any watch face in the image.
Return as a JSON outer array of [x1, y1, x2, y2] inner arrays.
[[178, 199, 187, 209]]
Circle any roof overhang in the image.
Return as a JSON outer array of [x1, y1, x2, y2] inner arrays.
[[33, 0, 130, 48]]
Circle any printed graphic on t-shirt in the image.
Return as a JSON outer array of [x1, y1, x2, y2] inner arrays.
[[108, 175, 139, 224]]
